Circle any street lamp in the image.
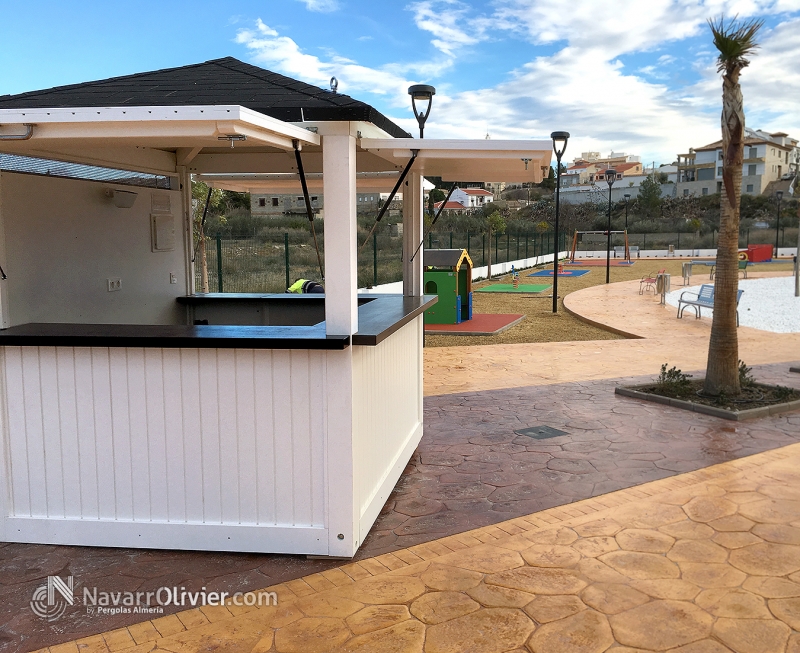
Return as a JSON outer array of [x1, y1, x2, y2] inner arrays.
[[774, 190, 783, 258], [551, 131, 570, 313], [605, 169, 617, 284], [623, 193, 631, 231], [408, 85, 436, 138]]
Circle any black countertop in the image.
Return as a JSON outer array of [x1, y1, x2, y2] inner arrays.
[[0, 294, 436, 350]]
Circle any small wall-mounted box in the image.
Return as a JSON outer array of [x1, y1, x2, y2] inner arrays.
[[151, 214, 175, 252], [107, 278, 122, 292]]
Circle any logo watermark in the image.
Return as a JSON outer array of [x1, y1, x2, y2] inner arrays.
[[31, 576, 277, 622], [30, 576, 74, 622]]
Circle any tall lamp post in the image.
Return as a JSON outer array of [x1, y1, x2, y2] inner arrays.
[[550, 131, 570, 313], [408, 85, 436, 139], [605, 169, 617, 284], [623, 193, 631, 231], [774, 190, 783, 258]]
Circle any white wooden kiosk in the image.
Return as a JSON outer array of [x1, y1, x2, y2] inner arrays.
[[0, 62, 551, 557]]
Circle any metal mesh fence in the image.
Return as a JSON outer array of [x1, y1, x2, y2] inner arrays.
[[194, 227, 797, 293]]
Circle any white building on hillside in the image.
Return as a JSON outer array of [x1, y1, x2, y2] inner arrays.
[[450, 187, 493, 208]]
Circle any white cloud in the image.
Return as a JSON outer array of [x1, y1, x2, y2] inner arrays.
[[296, 0, 340, 12], [407, 0, 493, 57], [235, 20, 430, 105], [234, 3, 800, 166]]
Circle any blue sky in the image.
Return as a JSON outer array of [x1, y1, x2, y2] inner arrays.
[[2, 0, 799, 166]]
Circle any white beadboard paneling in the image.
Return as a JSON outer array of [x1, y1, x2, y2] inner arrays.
[[0, 345, 327, 553], [352, 318, 424, 540]]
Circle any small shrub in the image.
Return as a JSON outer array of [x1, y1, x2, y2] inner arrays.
[[738, 360, 755, 387], [656, 364, 693, 393]]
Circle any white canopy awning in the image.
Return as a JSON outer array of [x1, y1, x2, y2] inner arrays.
[[359, 138, 552, 184], [0, 105, 320, 175]]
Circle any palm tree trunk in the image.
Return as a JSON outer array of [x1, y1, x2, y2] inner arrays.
[[704, 68, 744, 395]]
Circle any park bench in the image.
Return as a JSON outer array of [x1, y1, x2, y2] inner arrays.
[[677, 284, 743, 326], [640, 269, 665, 295], [710, 260, 748, 279]]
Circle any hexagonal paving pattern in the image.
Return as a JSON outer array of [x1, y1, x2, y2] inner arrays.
[[25, 416, 800, 653]]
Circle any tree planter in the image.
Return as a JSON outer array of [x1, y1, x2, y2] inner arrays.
[[615, 384, 800, 421]]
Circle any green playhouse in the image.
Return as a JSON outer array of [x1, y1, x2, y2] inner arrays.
[[423, 249, 473, 325]]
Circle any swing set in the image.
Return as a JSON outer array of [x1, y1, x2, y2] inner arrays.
[[569, 230, 631, 262]]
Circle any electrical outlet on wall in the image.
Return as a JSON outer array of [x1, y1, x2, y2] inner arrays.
[[107, 278, 122, 292], [170, 273, 177, 284]]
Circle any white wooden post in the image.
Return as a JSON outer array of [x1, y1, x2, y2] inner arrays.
[[0, 171, 8, 328], [322, 126, 358, 335], [320, 124, 358, 556], [403, 172, 424, 296]]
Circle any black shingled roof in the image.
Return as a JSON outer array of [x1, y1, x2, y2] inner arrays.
[[0, 57, 411, 139]]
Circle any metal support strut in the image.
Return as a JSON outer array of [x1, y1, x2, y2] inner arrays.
[[293, 140, 325, 280], [360, 150, 419, 252], [410, 182, 458, 262]]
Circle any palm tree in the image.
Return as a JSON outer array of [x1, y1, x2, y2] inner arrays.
[[704, 16, 763, 396]]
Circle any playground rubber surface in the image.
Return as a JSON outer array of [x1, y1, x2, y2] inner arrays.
[[474, 283, 551, 293], [528, 269, 590, 277], [424, 313, 525, 335]]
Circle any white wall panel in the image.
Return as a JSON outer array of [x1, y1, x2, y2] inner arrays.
[[0, 172, 186, 326], [0, 345, 328, 552], [352, 318, 424, 540]]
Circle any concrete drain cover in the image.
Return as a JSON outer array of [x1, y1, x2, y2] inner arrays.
[[514, 425, 569, 439]]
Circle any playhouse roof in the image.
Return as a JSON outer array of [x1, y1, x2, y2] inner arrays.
[[0, 57, 410, 139], [423, 249, 473, 270]]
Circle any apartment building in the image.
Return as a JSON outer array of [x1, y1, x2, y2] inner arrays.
[[676, 129, 798, 197], [564, 152, 643, 186]]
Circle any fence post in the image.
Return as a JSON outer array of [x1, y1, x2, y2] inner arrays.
[[429, 233, 433, 249], [482, 234, 485, 266], [643, 233, 647, 251], [495, 233, 499, 264], [373, 231, 378, 287], [467, 231, 471, 256], [677, 232, 680, 249], [449, 231, 453, 249], [216, 232, 223, 293], [506, 232, 510, 262], [747, 229, 750, 246], [284, 232, 290, 290]]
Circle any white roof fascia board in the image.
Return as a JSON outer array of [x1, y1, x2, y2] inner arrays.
[[359, 138, 553, 183], [0, 105, 320, 150], [291, 120, 397, 140]]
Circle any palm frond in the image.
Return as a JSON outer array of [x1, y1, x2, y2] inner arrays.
[[708, 15, 764, 72]]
